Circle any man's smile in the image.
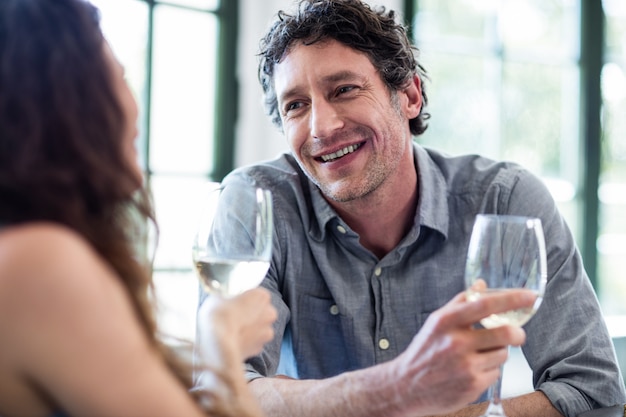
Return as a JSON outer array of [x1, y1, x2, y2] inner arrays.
[[318, 142, 364, 162]]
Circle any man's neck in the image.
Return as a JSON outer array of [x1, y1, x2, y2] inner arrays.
[[330, 163, 419, 260]]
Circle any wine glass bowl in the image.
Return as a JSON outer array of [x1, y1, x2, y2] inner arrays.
[[464, 214, 547, 417], [192, 181, 273, 297]]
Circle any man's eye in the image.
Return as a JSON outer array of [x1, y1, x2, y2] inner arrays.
[[337, 86, 356, 95], [286, 102, 302, 112]]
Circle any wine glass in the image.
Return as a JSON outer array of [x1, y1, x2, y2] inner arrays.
[[192, 181, 273, 297], [464, 214, 547, 417]]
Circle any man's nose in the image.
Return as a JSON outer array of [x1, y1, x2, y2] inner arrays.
[[310, 99, 344, 139]]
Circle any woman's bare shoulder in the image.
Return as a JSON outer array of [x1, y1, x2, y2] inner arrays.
[[0, 222, 123, 322], [0, 222, 104, 281], [0, 221, 92, 258], [0, 224, 209, 416]]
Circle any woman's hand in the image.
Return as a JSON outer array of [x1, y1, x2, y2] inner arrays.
[[197, 288, 277, 364]]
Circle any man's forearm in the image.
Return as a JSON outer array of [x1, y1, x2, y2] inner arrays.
[[250, 375, 563, 417], [502, 392, 562, 417], [427, 392, 562, 417], [248, 367, 407, 417]]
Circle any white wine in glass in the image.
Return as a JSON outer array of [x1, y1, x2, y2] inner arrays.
[[465, 214, 547, 417], [192, 181, 273, 297], [465, 288, 538, 329]]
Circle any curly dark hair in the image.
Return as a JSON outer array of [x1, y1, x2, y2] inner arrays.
[[0, 0, 246, 415], [258, 0, 430, 136]]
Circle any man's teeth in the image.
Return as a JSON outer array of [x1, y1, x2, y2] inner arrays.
[[320, 143, 361, 162]]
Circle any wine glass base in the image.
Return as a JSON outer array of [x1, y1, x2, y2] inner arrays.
[[479, 402, 507, 417]]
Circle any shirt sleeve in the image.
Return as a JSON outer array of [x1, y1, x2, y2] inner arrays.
[[502, 168, 626, 416]]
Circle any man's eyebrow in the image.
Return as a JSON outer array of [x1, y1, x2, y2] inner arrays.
[[278, 70, 365, 104], [320, 70, 364, 84]]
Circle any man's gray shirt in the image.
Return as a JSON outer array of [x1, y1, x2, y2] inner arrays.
[[219, 144, 624, 416]]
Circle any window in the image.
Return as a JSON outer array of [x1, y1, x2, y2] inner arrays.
[[599, 0, 626, 320], [413, 0, 579, 227], [93, 0, 234, 342], [412, 0, 625, 323]]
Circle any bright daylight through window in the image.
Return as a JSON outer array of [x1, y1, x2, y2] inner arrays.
[[413, 0, 626, 330], [92, 0, 221, 343]]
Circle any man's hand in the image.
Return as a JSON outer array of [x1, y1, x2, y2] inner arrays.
[[384, 289, 537, 417]]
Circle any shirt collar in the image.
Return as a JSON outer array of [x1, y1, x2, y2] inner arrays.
[[308, 180, 339, 242], [413, 143, 450, 241]]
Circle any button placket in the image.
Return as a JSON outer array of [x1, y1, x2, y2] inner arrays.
[[372, 265, 390, 353]]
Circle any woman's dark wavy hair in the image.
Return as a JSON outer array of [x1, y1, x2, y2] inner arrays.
[[258, 0, 430, 136], [0, 0, 244, 415]]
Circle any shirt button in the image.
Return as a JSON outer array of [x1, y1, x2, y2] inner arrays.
[[329, 304, 339, 315], [378, 338, 390, 350], [374, 267, 382, 277], [337, 225, 347, 234]]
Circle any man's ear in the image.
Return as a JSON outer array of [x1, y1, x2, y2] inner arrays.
[[402, 75, 423, 119]]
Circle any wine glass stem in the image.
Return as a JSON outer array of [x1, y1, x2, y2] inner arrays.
[[483, 346, 508, 417]]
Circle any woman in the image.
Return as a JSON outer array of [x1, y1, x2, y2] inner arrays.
[[0, 0, 276, 416]]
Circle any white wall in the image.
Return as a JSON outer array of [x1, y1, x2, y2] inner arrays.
[[236, 0, 402, 167]]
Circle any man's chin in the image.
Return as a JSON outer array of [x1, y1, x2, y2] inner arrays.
[[318, 182, 367, 203]]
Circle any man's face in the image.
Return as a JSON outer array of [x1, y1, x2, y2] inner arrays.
[[273, 39, 421, 203]]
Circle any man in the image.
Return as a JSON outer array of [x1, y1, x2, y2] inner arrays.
[[200, 0, 626, 416]]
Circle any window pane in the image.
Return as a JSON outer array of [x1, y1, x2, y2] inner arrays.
[[604, 0, 626, 59], [417, 53, 500, 158], [599, 1, 626, 315], [150, 6, 217, 175], [499, 0, 578, 60], [415, 0, 495, 50], [153, 270, 198, 341], [92, 0, 149, 170], [158, 0, 218, 10], [151, 175, 208, 269], [501, 62, 564, 175]]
